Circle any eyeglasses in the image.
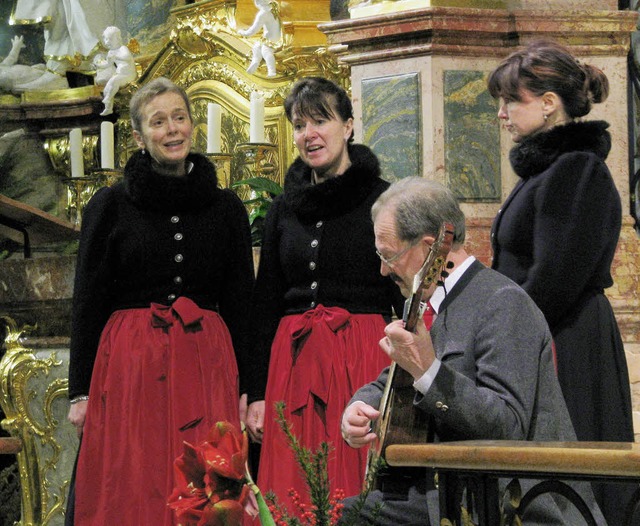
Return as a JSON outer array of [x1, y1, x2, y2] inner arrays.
[[376, 241, 417, 267]]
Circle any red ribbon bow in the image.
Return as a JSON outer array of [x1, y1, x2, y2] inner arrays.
[[150, 296, 204, 329], [288, 305, 350, 412]]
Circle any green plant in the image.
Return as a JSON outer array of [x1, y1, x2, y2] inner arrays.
[[266, 402, 382, 526], [231, 177, 283, 246]]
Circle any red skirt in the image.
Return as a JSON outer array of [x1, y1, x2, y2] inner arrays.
[[74, 297, 240, 526], [256, 305, 391, 516]]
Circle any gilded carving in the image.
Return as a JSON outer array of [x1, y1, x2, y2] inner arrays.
[[0, 316, 78, 526], [44, 134, 99, 177]]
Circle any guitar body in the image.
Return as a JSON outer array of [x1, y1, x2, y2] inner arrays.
[[366, 222, 454, 491]]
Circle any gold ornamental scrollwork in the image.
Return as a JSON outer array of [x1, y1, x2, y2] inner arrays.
[[440, 506, 478, 526], [44, 133, 99, 177], [170, 0, 241, 57], [0, 315, 78, 526], [501, 478, 523, 526]]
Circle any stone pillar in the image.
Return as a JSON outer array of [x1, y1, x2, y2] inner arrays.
[[319, 3, 640, 438]]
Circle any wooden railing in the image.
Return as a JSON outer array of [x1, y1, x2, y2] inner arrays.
[[386, 440, 640, 525]]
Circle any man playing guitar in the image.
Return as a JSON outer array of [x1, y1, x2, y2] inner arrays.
[[339, 177, 605, 526]]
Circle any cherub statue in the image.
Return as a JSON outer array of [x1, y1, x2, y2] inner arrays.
[[238, 0, 282, 78], [93, 26, 137, 116], [0, 35, 50, 92]]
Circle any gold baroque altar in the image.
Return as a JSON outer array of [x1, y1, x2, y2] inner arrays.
[[4, 0, 350, 204]]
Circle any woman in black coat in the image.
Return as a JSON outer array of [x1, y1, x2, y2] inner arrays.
[[488, 40, 634, 524], [243, 77, 404, 516], [66, 77, 254, 525]]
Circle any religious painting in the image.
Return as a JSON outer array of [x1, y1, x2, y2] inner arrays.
[[443, 69, 500, 201], [362, 72, 421, 182], [123, 0, 178, 57]]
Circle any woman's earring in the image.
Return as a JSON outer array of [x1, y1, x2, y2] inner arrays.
[[141, 148, 146, 155], [543, 114, 548, 121]]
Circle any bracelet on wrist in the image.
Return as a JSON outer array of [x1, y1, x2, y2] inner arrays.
[[70, 395, 89, 404]]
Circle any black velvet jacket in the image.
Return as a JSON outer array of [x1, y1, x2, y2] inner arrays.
[[246, 144, 405, 401], [68, 151, 254, 399], [491, 120, 620, 330]]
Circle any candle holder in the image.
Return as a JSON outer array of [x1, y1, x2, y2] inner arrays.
[[90, 168, 124, 187], [235, 142, 277, 179], [205, 153, 233, 189], [62, 175, 103, 226]]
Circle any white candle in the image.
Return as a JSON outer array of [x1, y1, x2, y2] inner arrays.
[[249, 91, 265, 143], [207, 103, 222, 153], [100, 121, 115, 169], [69, 128, 84, 178]]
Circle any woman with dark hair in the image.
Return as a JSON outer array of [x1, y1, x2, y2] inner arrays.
[[244, 77, 404, 513], [66, 77, 254, 525], [488, 40, 634, 523]]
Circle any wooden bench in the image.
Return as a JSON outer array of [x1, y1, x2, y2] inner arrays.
[[0, 193, 78, 258]]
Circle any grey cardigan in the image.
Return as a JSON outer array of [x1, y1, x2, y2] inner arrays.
[[351, 260, 605, 525]]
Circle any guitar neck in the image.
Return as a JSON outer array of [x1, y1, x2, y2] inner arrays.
[[403, 295, 425, 334], [365, 222, 454, 490]]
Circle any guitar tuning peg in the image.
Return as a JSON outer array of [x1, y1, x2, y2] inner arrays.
[[437, 280, 445, 286], [446, 261, 454, 269], [440, 271, 449, 279]]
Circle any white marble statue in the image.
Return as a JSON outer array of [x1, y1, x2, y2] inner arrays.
[[11, 0, 112, 91], [0, 36, 48, 92], [238, 0, 282, 77], [93, 26, 137, 116]]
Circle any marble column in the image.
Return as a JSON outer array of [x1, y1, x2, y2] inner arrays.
[[319, 2, 640, 437]]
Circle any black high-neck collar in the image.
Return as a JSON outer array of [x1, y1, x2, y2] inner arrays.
[[509, 120, 611, 179], [123, 150, 219, 212], [283, 143, 384, 222]]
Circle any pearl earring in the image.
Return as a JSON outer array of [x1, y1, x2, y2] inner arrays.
[[543, 114, 548, 121]]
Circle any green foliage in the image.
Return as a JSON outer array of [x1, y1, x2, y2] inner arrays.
[[231, 177, 283, 246], [267, 402, 382, 526]]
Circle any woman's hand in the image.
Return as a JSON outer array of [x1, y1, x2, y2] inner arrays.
[[245, 400, 265, 443], [67, 400, 88, 438]]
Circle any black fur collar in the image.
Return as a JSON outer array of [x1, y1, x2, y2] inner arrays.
[[509, 120, 611, 179], [123, 150, 219, 212], [283, 143, 383, 221]]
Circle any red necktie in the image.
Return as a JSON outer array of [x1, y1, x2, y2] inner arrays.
[[423, 302, 434, 330]]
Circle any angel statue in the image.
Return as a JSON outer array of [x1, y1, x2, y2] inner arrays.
[[93, 26, 137, 116], [238, 0, 282, 78]]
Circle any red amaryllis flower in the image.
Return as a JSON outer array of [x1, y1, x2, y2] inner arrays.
[[168, 422, 251, 526], [201, 421, 248, 481]]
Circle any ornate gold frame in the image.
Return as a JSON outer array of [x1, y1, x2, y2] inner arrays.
[[0, 316, 78, 526]]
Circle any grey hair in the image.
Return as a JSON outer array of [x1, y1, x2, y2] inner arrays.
[[371, 177, 466, 245], [129, 77, 192, 133]]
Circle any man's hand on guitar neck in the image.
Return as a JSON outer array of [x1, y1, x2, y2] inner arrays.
[[379, 317, 436, 381], [341, 401, 380, 448]]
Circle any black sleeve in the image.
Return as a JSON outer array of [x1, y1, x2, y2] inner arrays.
[[68, 187, 117, 399], [244, 196, 287, 402], [216, 189, 255, 397]]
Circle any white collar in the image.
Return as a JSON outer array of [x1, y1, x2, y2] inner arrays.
[[428, 256, 476, 314]]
